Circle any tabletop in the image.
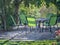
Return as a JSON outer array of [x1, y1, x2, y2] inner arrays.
[[36, 18, 48, 22]]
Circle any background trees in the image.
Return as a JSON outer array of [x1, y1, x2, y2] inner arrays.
[[0, 0, 60, 30]]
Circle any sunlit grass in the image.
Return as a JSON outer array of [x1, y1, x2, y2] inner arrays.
[[0, 39, 60, 45]]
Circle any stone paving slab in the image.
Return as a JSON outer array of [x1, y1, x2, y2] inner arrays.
[[0, 28, 57, 41], [0, 31, 21, 39], [13, 32, 55, 40]]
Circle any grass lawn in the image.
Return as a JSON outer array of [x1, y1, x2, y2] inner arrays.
[[0, 39, 60, 45]]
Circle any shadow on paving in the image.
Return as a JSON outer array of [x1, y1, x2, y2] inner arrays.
[[0, 27, 59, 41]]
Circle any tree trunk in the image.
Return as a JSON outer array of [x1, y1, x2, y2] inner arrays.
[[14, 5, 19, 25], [1, 0, 6, 30], [14, 0, 22, 25]]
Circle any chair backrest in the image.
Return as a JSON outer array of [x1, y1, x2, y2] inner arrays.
[[10, 15, 16, 25], [46, 13, 53, 19], [19, 14, 27, 25], [27, 17, 36, 27], [6, 15, 16, 26], [49, 15, 57, 26]]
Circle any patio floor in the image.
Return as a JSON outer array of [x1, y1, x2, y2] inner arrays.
[[0, 27, 58, 41]]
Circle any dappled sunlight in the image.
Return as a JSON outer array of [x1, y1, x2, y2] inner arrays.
[[0, 0, 60, 44]]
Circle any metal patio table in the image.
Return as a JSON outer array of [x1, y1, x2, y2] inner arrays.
[[36, 18, 48, 32]]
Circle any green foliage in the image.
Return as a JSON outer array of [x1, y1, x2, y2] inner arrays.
[[24, 0, 42, 7], [0, 40, 58, 45], [0, 0, 59, 29], [56, 1, 60, 10]]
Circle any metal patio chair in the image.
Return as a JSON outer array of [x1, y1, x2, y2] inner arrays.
[[19, 14, 28, 26], [6, 15, 17, 30], [43, 14, 58, 33], [27, 16, 37, 32], [19, 14, 28, 31]]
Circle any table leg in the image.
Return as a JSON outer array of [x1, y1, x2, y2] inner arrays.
[[41, 22, 45, 32], [41, 22, 43, 32], [36, 21, 40, 28], [36, 21, 41, 32]]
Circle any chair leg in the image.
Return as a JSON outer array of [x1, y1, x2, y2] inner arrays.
[[45, 26, 47, 32], [50, 26, 52, 33], [36, 26, 38, 32], [30, 27, 31, 32], [43, 26, 46, 32], [52, 25, 55, 32], [43, 23, 44, 32], [17, 25, 19, 30], [57, 24, 59, 30], [29, 27, 33, 32]]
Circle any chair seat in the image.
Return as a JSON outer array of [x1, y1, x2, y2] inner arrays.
[[44, 22, 49, 26], [44, 20, 50, 26]]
